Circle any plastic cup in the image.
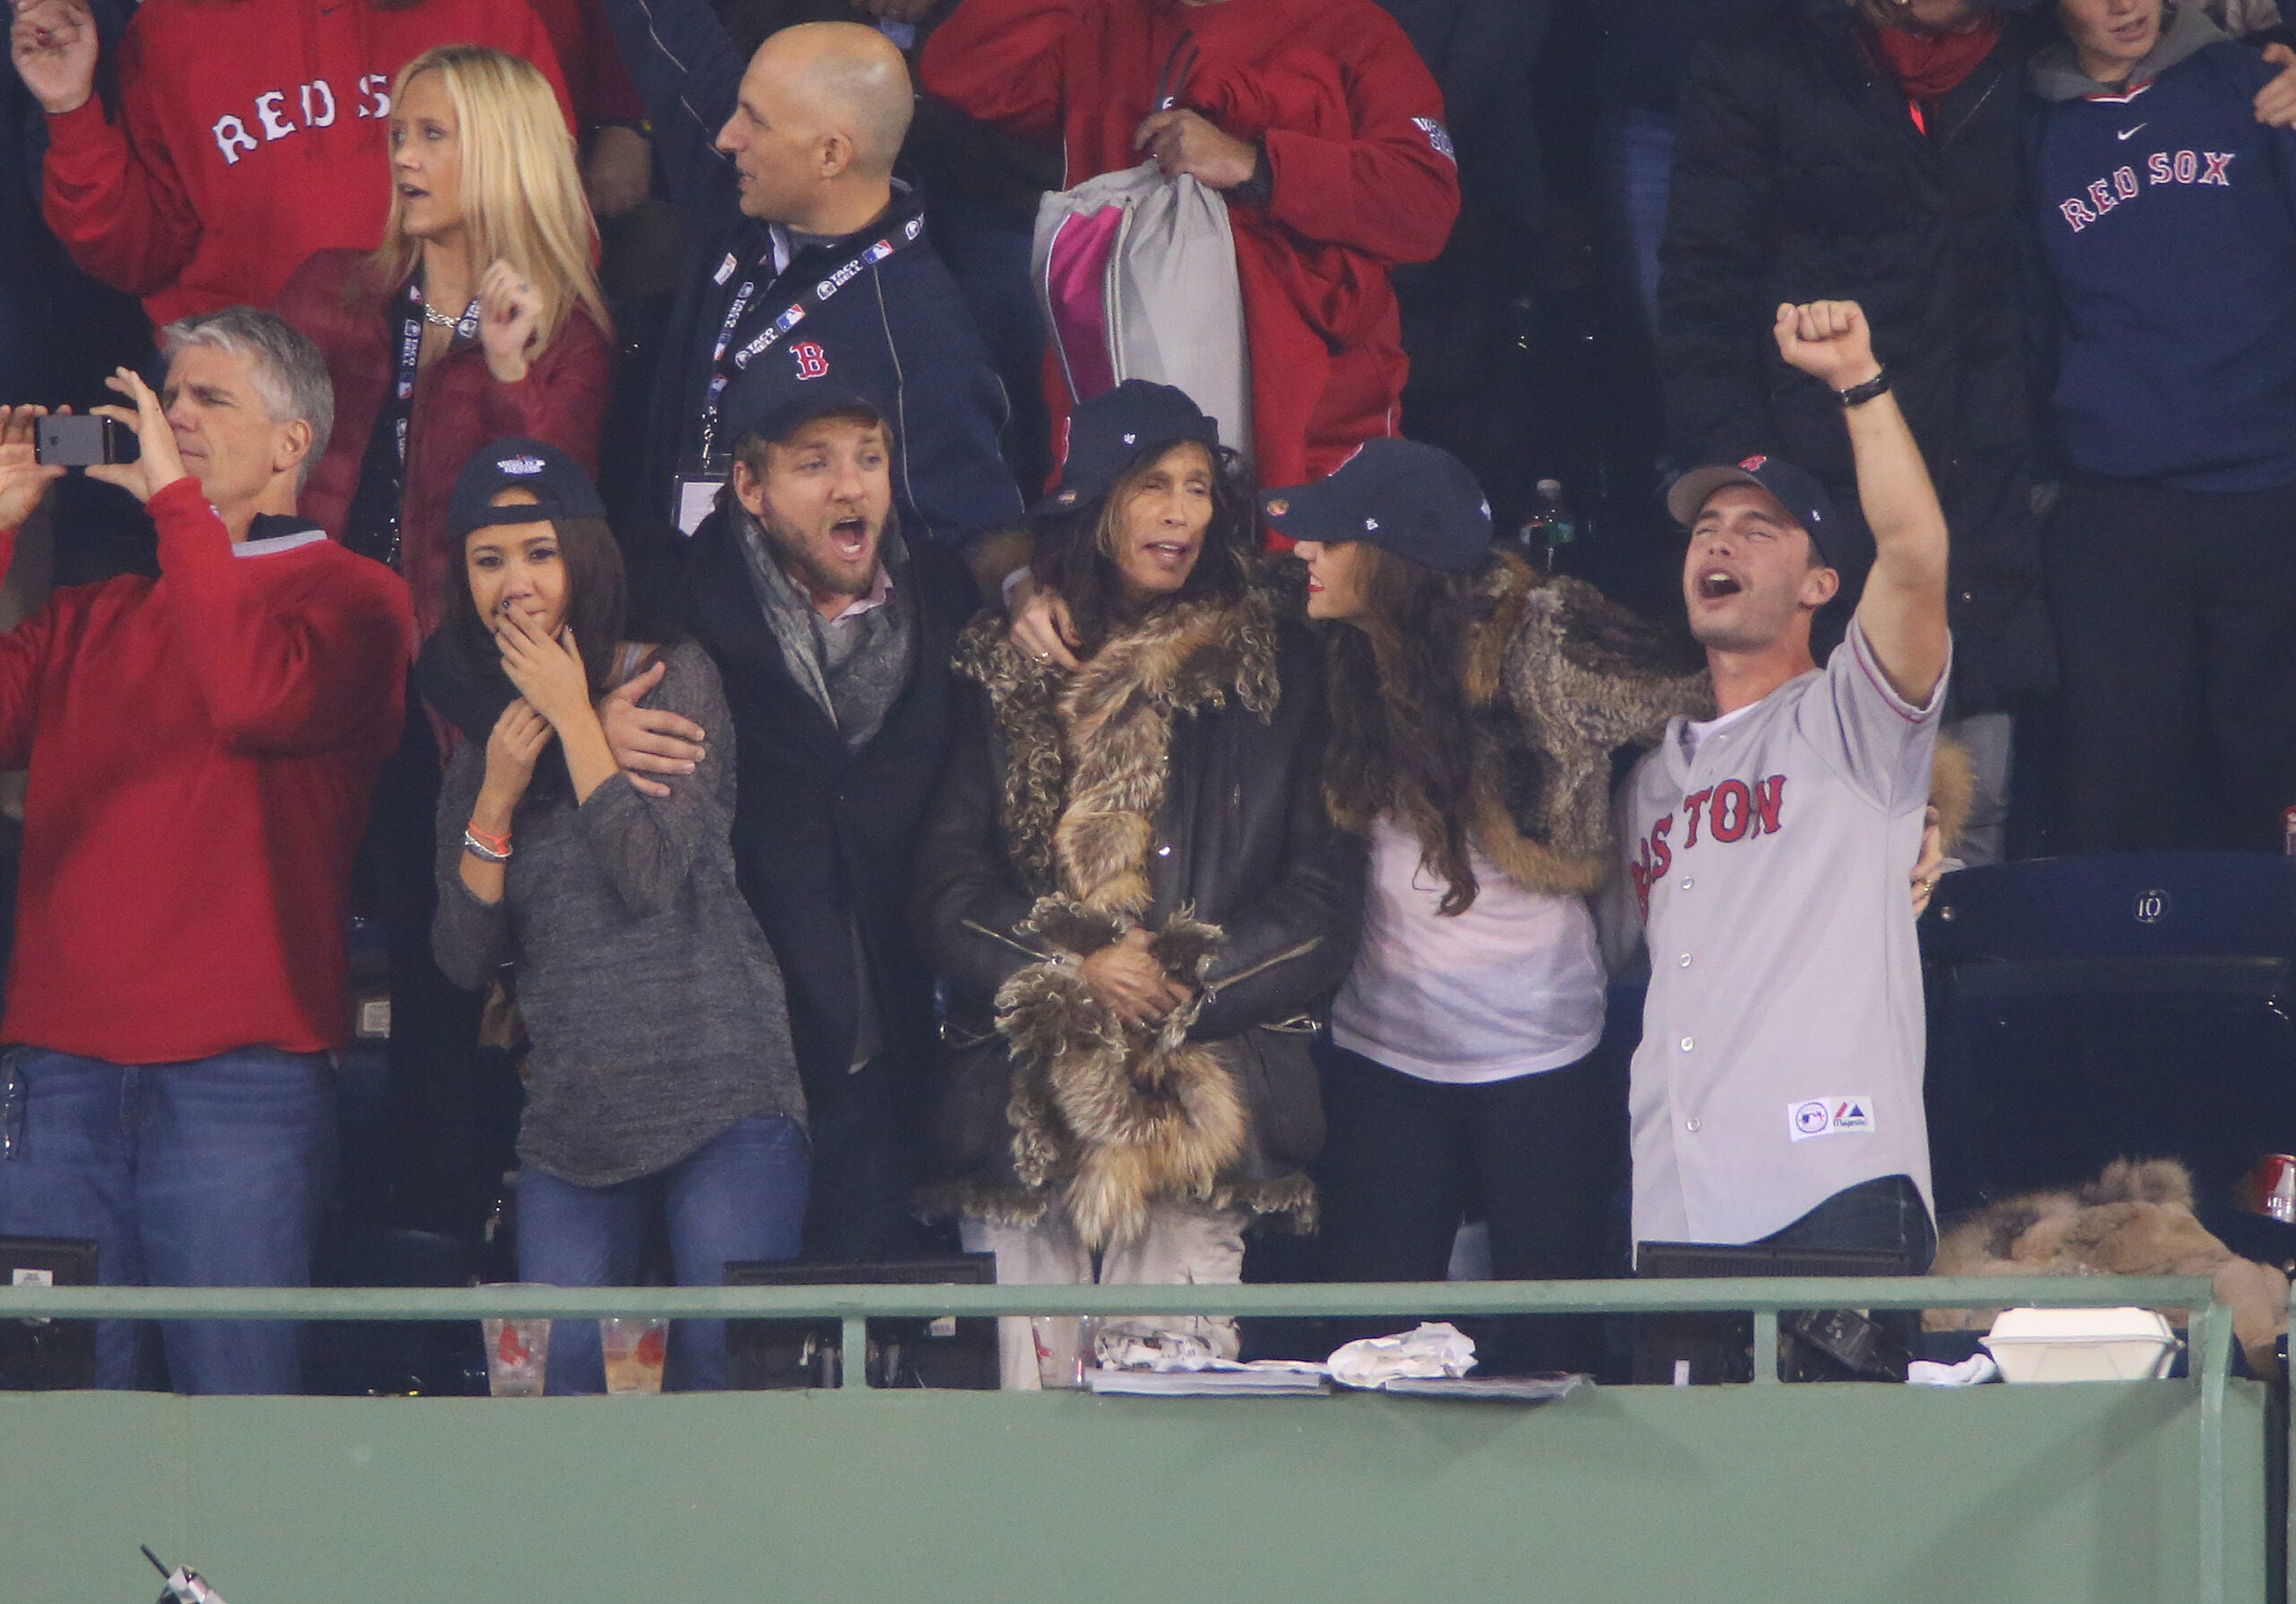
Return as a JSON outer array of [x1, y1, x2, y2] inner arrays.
[[1031, 1314, 1100, 1390], [600, 1315, 669, 1394], [481, 1285, 552, 1397]]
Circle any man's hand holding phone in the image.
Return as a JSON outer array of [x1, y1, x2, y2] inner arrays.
[[0, 405, 67, 532], [87, 366, 187, 504]]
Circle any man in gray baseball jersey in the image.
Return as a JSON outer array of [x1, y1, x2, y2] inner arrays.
[[1608, 298, 1950, 1266]]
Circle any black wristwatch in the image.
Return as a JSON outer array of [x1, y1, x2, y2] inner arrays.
[[1837, 368, 1891, 407]]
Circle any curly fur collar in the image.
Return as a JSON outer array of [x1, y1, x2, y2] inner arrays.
[[954, 584, 1280, 902]]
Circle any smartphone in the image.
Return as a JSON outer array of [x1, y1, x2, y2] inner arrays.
[[35, 415, 137, 468]]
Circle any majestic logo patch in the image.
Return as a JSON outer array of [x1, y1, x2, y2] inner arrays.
[[1738, 454, 1768, 472], [496, 456, 546, 475], [1412, 117, 1456, 163], [1788, 1097, 1875, 1143]]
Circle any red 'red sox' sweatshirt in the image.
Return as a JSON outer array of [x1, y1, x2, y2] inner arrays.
[[0, 479, 413, 1063], [921, 0, 1461, 495], [41, 0, 575, 328]]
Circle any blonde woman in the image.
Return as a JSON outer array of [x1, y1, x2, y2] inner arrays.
[[277, 43, 613, 642], [274, 44, 613, 1236]]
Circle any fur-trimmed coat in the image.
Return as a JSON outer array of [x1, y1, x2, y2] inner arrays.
[[911, 580, 1364, 1248]]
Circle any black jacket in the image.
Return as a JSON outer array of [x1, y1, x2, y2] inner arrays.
[[1658, 0, 2055, 710], [911, 588, 1364, 1236], [598, 0, 1023, 549], [678, 508, 979, 1096]]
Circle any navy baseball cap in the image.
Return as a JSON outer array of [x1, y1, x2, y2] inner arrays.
[[1039, 380, 1221, 515], [448, 438, 606, 538], [1665, 454, 1848, 569], [740, 389, 888, 449], [1261, 439, 1494, 574]]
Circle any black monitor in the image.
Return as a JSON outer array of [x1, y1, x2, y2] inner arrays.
[[0, 1235, 99, 1390], [724, 1255, 998, 1390], [1633, 1240, 1914, 1385]]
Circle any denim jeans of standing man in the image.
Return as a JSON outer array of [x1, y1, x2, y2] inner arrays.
[[0, 1046, 335, 1393]]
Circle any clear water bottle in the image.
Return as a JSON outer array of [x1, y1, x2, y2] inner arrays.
[[1517, 479, 1578, 572]]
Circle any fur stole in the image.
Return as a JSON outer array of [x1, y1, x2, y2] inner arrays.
[[1446, 554, 1978, 894], [950, 586, 1293, 1248], [1458, 554, 1714, 895], [1926, 1158, 2289, 1371]]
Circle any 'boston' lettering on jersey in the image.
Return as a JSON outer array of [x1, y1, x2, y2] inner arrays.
[[1628, 774, 1787, 917]]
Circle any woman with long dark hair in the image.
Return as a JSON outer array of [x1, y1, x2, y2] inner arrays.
[[914, 382, 1362, 1386], [424, 439, 805, 1393], [1271, 439, 1712, 1373]]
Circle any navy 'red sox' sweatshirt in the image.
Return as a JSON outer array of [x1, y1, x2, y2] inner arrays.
[[2028, 4, 2296, 492]]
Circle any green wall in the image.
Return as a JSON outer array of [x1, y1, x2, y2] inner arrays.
[[0, 1378, 2265, 1604]]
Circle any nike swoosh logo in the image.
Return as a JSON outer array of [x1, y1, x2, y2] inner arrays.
[[2118, 124, 2147, 140]]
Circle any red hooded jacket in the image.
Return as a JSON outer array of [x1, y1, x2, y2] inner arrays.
[[920, 0, 1460, 494], [41, 0, 574, 328], [276, 248, 612, 640]]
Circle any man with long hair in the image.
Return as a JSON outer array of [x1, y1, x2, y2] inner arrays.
[[1608, 299, 1950, 1266]]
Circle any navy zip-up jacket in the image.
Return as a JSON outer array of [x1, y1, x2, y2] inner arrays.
[[2029, 32, 2296, 492], [599, 0, 1022, 545]]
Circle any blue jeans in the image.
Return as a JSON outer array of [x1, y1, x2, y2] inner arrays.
[[0, 1046, 335, 1393], [1756, 1173, 1937, 1273], [517, 1111, 808, 1393]]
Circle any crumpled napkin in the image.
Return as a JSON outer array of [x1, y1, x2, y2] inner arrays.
[[1326, 1321, 1477, 1389], [1906, 1353, 1999, 1387], [1094, 1327, 1222, 1373]]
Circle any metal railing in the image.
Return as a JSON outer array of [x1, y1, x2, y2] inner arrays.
[[0, 1274, 2244, 1603]]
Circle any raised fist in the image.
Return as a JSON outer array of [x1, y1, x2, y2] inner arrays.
[[1773, 301, 1882, 395], [10, 0, 96, 117]]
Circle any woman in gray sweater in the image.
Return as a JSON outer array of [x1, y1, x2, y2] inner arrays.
[[424, 440, 806, 1393]]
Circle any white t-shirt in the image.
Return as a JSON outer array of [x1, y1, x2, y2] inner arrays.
[[1330, 817, 1607, 1084], [1679, 700, 1758, 758]]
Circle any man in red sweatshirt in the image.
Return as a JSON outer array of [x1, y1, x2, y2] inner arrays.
[[0, 308, 412, 1393], [7, 0, 577, 327], [918, 0, 1462, 496]]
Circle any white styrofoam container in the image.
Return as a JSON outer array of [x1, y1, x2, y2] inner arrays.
[[1981, 1306, 2179, 1383]]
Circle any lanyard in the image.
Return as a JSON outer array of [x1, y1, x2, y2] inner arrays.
[[397, 277, 483, 414], [696, 213, 926, 465], [344, 277, 479, 569]]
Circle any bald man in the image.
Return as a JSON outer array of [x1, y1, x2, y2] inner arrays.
[[598, 4, 1021, 560]]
